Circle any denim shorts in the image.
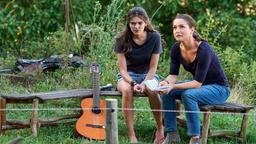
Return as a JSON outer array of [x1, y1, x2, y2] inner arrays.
[[117, 71, 160, 84]]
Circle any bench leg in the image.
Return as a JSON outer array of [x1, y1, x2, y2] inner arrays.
[[0, 98, 6, 134], [176, 100, 182, 116], [239, 110, 250, 144], [201, 111, 211, 144], [0, 98, 2, 133], [30, 98, 39, 137]]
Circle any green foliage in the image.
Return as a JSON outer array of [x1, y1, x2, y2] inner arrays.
[[237, 61, 256, 104], [0, 0, 256, 143], [218, 15, 256, 61], [0, 0, 97, 57], [221, 47, 248, 84], [0, 0, 63, 57], [78, 0, 126, 85], [129, 0, 256, 61]]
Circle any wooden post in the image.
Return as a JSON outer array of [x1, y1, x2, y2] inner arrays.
[[0, 98, 6, 134], [175, 100, 182, 116], [105, 99, 118, 144], [65, 0, 70, 54], [30, 98, 39, 137], [239, 110, 250, 143], [201, 111, 211, 144], [0, 98, 2, 133]]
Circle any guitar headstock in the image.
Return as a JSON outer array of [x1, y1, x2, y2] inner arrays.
[[91, 62, 99, 73]]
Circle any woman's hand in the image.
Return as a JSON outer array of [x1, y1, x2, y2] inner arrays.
[[133, 83, 146, 93], [159, 80, 168, 86], [157, 81, 173, 95]]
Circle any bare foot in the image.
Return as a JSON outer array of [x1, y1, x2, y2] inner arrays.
[[129, 136, 138, 143], [154, 130, 164, 144]]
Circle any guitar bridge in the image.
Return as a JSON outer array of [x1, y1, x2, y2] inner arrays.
[[86, 124, 105, 129]]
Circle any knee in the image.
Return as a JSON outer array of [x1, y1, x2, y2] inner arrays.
[[161, 93, 169, 102], [119, 85, 132, 94], [120, 87, 133, 100], [161, 93, 175, 107], [145, 89, 157, 98], [181, 90, 197, 102]]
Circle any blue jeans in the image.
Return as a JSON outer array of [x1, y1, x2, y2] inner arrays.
[[161, 83, 230, 136], [117, 71, 160, 84]]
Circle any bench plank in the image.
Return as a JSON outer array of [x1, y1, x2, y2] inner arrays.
[[1, 89, 146, 102], [200, 102, 254, 112], [37, 89, 93, 101]]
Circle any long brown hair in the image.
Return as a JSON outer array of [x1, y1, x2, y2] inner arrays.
[[115, 7, 156, 54], [172, 14, 204, 42]]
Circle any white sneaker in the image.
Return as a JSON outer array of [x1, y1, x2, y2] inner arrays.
[[162, 132, 181, 144]]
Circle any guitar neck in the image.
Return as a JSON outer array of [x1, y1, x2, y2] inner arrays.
[[92, 64, 100, 108]]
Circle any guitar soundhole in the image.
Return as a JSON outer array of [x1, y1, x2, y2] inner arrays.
[[92, 106, 101, 114]]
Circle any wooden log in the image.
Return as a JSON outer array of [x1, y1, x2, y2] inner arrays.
[[39, 114, 80, 124], [30, 98, 39, 137], [105, 99, 118, 144], [209, 130, 239, 137], [7, 120, 30, 126], [201, 111, 211, 144], [4, 125, 30, 129], [39, 121, 76, 127], [5, 120, 76, 130]]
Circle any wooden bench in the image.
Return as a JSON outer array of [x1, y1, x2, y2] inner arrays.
[[0, 90, 254, 144], [0, 89, 145, 137], [175, 100, 254, 144]]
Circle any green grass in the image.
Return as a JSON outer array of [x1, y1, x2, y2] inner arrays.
[[0, 66, 255, 144]]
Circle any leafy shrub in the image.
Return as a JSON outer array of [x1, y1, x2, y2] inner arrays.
[[236, 61, 256, 104], [78, 0, 126, 85], [220, 47, 248, 84], [0, 0, 97, 57]]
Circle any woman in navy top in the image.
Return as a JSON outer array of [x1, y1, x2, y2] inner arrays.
[[160, 14, 230, 144], [114, 7, 164, 144]]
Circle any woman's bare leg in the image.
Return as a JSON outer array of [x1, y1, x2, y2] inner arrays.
[[146, 90, 164, 142], [117, 80, 138, 143]]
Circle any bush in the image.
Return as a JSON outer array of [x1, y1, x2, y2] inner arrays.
[[220, 47, 248, 86], [237, 61, 256, 104], [0, 0, 97, 58]]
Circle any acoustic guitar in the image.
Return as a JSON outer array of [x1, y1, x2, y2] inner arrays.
[[76, 62, 106, 140]]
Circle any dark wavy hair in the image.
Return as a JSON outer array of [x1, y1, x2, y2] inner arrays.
[[172, 14, 204, 42], [115, 7, 156, 54]]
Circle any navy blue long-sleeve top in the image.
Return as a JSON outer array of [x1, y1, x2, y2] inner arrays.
[[170, 41, 229, 87]]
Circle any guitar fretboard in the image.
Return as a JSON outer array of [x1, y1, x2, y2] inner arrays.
[[92, 63, 100, 109]]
